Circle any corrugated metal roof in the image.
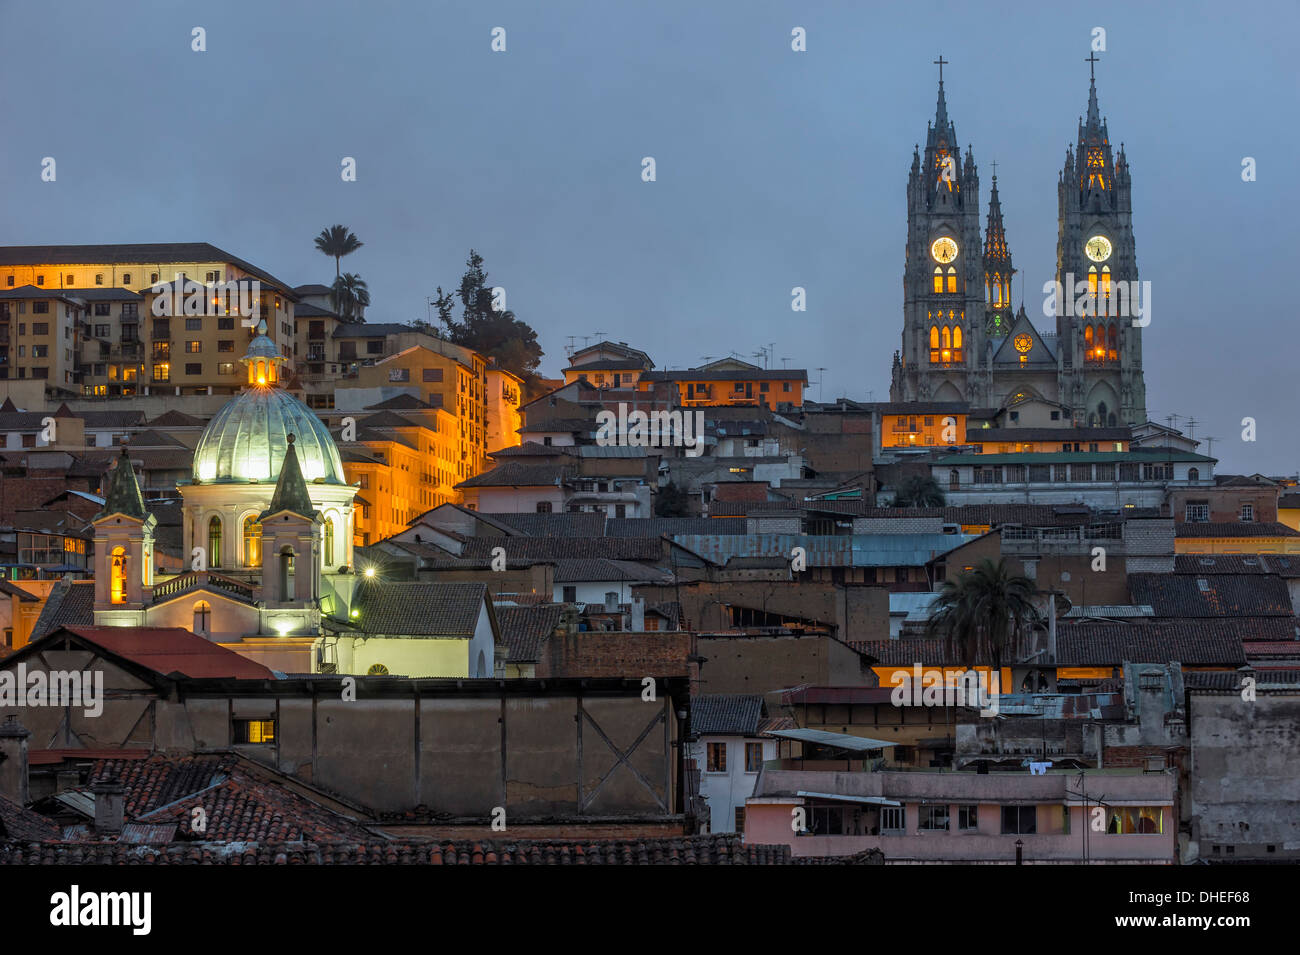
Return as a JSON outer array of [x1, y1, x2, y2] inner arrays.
[[796, 791, 901, 806], [767, 728, 898, 751]]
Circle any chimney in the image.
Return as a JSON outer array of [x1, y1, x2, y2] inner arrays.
[[631, 597, 646, 631], [0, 716, 31, 805], [91, 774, 125, 835]]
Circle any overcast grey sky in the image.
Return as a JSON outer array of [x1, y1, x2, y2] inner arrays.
[[2, 0, 1296, 472]]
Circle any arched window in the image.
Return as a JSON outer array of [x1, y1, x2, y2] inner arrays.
[[933, 268, 943, 294], [193, 601, 211, 635], [1101, 266, 1112, 311], [941, 326, 951, 349], [946, 267, 957, 293], [1108, 413, 1117, 428], [1107, 324, 1118, 359], [1088, 265, 1098, 298], [952, 326, 963, 350], [1097, 401, 1108, 426], [280, 546, 295, 601], [243, 515, 262, 567], [1188, 467, 1199, 482], [1085, 325, 1094, 347], [324, 518, 336, 567], [207, 516, 222, 569], [110, 546, 126, 604]]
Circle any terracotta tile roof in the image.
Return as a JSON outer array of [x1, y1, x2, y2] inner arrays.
[[553, 558, 670, 583], [30, 579, 97, 640], [352, 581, 487, 636], [849, 638, 994, 667], [1056, 621, 1249, 666], [1242, 641, 1300, 658], [1129, 573, 1294, 617], [607, 517, 747, 537], [478, 511, 606, 537], [1185, 669, 1300, 690], [0, 834, 811, 864], [1175, 554, 1276, 574], [0, 795, 62, 842], [462, 536, 663, 561], [493, 604, 562, 663], [455, 461, 578, 489], [1175, 521, 1300, 538], [691, 694, 764, 736]]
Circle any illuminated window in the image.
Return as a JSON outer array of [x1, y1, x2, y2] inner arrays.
[[1088, 266, 1098, 298], [1101, 266, 1111, 308], [952, 326, 962, 350], [941, 326, 951, 349], [946, 267, 957, 293], [1085, 325, 1094, 347], [243, 516, 262, 567], [207, 516, 222, 568], [110, 546, 126, 604], [233, 719, 276, 744], [933, 268, 943, 294], [367, 663, 389, 676]]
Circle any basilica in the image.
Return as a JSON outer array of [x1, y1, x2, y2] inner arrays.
[[87, 324, 495, 677], [890, 57, 1148, 427]]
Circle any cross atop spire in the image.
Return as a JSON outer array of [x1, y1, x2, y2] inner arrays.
[[990, 159, 998, 178], [1085, 51, 1099, 82], [934, 54, 948, 85]]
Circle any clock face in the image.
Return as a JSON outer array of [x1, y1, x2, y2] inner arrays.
[[931, 237, 958, 264], [1014, 334, 1033, 354], [1085, 235, 1112, 263]]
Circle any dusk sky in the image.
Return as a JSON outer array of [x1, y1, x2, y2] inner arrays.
[[2, 0, 1296, 471]]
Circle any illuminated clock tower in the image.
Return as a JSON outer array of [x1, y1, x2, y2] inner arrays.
[[1055, 54, 1147, 426], [891, 58, 989, 406]]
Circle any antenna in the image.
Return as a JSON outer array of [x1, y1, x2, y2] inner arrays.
[[1185, 418, 1198, 440], [593, 330, 607, 344], [565, 335, 577, 360], [817, 367, 827, 402], [1204, 436, 1218, 459]]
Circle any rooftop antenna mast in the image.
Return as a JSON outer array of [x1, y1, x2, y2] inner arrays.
[[1185, 418, 1198, 441], [817, 367, 827, 402], [1204, 436, 1218, 459]]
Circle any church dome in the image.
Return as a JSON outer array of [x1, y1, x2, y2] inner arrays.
[[191, 325, 346, 485]]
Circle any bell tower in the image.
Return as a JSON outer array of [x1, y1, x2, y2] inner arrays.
[[1056, 53, 1146, 426], [892, 57, 987, 406], [93, 445, 156, 625]]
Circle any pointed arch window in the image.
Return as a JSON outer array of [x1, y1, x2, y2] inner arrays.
[[207, 516, 222, 569], [280, 547, 295, 602], [933, 268, 943, 294], [243, 515, 262, 567], [941, 327, 952, 349], [946, 267, 957, 293], [110, 546, 126, 604], [929, 326, 940, 363], [1088, 266, 1098, 298], [952, 326, 962, 349], [1085, 325, 1094, 347], [1107, 324, 1118, 360]]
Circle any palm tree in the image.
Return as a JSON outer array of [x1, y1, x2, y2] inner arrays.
[[314, 225, 363, 278], [892, 474, 945, 507], [331, 273, 370, 320], [925, 558, 1041, 672]]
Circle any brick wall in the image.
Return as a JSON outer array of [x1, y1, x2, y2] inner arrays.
[[539, 630, 691, 680]]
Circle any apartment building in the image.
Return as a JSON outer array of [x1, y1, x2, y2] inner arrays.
[[0, 244, 298, 397]]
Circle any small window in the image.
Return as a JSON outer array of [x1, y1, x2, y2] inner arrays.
[[218, 317, 234, 330], [920, 805, 949, 831], [1001, 805, 1037, 834], [232, 719, 276, 743], [958, 805, 978, 830], [706, 742, 727, 773], [562, 585, 576, 602], [185, 318, 202, 331], [880, 807, 905, 832], [744, 742, 763, 772], [1240, 503, 1254, 522], [186, 340, 201, 353]]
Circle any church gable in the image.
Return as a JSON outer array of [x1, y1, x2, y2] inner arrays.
[[993, 311, 1056, 367]]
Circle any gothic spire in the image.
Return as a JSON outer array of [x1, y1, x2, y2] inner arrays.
[[984, 174, 1010, 262], [96, 445, 150, 522], [259, 434, 318, 521]]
